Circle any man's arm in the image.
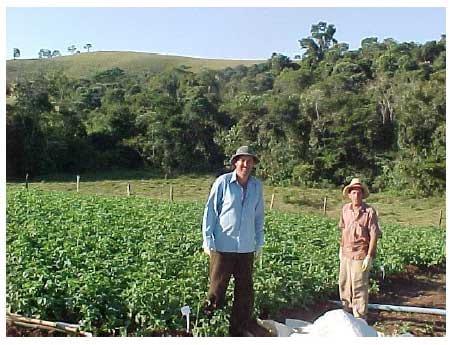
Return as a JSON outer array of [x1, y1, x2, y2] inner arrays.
[[338, 206, 345, 255], [202, 178, 223, 253], [362, 207, 381, 271], [367, 233, 378, 258], [367, 207, 381, 258], [254, 181, 265, 252]]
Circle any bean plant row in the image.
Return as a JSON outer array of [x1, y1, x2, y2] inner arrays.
[[6, 189, 446, 336]]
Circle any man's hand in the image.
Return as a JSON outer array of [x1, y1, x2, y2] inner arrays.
[[361, 255, 372, 272], [254, 248, 262, 261], [203, 247, 211, 256]]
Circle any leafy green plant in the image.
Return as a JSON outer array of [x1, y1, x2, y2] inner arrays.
[[6, 188, 445, 336]]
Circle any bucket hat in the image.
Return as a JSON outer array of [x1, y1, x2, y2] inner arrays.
[[230, 146, 259, 165]]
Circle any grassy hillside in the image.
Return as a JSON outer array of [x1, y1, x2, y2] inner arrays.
[[6, 51, 265, 82]]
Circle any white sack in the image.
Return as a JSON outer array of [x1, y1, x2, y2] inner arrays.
[[295, 309, 378, 337]]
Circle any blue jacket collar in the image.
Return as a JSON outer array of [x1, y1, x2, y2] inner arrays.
[[230, 170, 253, 185]]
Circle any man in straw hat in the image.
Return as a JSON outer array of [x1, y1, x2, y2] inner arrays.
[[202, 145, 268, 336], [338, 178, 382, 320]]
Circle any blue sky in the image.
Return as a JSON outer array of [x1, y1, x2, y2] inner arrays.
[[5, 6, 446, 60]]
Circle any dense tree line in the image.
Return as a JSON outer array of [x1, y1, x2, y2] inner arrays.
[[6, 23, 446, 196]]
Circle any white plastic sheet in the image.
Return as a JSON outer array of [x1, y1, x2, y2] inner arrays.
[[259, 309, 379, 337], [293, 309, 378, 337]]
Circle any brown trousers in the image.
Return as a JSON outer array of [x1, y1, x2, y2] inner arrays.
[[339, 255, 370, 319], [207, 251, 254, 335]]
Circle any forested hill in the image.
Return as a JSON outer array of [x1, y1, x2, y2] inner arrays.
[[6, 23, 446, 196], [6, 51, 264, 81]]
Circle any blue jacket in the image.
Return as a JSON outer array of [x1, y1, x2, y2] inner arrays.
[[202, 171, 265, 253]]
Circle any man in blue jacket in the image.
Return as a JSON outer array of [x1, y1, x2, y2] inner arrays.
[[202, 145, 265, 336]]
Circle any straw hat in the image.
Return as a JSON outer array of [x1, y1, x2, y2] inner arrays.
[[342, 178, 370, 199]]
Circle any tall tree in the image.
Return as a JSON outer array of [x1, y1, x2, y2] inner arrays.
[[67, 45, 77, 55], [38, 49, 52, 59], [13, 48, 20, 60], [9, 79, 53, 175], [311, 22, 338, 52], [84, 43, 92, 52], [299, 21, 338, 62]]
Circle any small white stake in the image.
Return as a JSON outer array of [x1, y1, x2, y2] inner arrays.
[[181, 305, 191, 333]]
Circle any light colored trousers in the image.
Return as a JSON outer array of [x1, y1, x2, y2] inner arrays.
[[339, 255, 370, 319]]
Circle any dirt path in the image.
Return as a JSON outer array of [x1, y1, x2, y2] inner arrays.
[[276, 264, 445, 337], [368, 265, 446, 336]]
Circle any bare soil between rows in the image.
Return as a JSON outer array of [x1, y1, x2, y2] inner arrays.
[[277, 264, 446, 337], [6, 264, 445, 337]]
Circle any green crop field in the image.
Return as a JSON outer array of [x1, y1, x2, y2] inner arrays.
[[6, 188, 445, 336]]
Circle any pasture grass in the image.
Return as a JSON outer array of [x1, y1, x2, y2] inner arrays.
[[7, 170, 445, 228], [7, 51, 265, 82]]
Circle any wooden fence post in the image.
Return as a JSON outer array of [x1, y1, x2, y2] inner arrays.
[[76, 175, 80, 192], [169, 185, 174, 202], [127, 183, 131, 196], [25, 173, 29, 190], [270, 193, 275, 210], [323, 196, 328, 215]]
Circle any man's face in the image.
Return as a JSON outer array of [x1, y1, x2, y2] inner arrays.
[[234, 156, 255, 180], [348, 187, 363, 206]]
